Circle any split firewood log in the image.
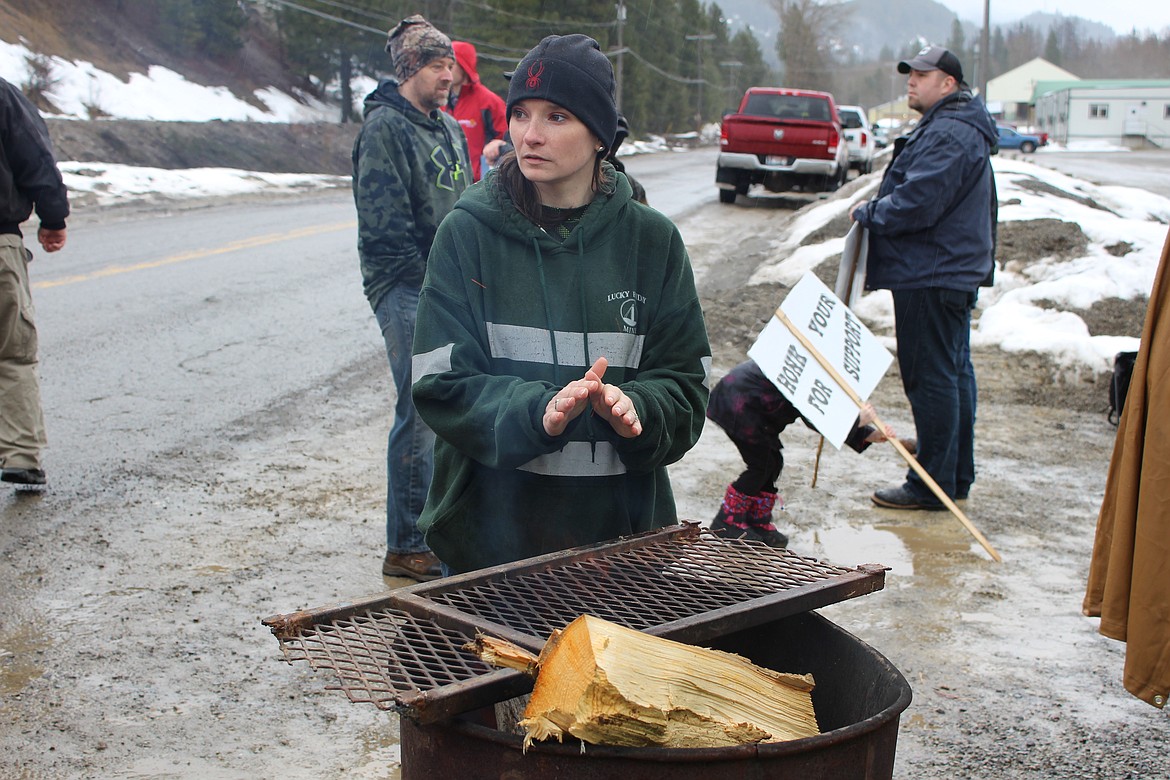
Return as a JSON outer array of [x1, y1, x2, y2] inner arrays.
[[465, 614, 819, 749]]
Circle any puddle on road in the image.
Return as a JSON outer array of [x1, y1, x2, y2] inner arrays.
[[0, 622, 50, 696], [792, 516, 981, 581], [351, 729, 402, 779], [193, 564, 230, 575], [794, 523, 913, 575]]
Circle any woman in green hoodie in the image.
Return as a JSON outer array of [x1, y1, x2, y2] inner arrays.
[[411, 34, 711, 574]]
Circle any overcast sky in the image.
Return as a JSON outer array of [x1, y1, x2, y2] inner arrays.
[[939, 0, 1170, 34]]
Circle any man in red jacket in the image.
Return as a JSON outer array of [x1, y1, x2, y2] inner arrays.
[[446, 41, 508, 181]]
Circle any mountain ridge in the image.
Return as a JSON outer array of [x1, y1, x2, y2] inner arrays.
[[715, 0, 1119, 67]]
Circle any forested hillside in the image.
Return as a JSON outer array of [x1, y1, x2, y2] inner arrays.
[[4, 0, 1170, 134], [1, 0, 774, 134]]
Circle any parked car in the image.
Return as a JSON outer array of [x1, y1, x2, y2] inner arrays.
[[716, 87, 849, 203], [836, 105, 876, 174], [1018, 126, 1050, 145], [996, 125, 1045, 153]]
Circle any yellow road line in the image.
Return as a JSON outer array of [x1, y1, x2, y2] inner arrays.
[[33, 219, 356, 289]]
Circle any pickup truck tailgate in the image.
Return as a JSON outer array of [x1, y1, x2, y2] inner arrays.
[[725, 115, 837, 160]]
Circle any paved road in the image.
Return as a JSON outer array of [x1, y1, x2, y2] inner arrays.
[[619, 146, 721, 218], [1026, 149, 1170, 198], [29, 148, 727, 492], [32, 193, 371, 489]]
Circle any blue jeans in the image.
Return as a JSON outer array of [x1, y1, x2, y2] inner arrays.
[[374, 285, 434, 555], [892, 288, 977, 501]]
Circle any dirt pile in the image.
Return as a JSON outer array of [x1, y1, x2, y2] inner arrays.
[[695, 204, 1145, 415]]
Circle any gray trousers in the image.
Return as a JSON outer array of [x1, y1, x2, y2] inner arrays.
[[0, 234, 47, 469]]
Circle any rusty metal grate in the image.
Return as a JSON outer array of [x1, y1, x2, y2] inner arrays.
[[274, 608, 485, 706], [419, 531, 868, 638], [264, 524, 886, 723]]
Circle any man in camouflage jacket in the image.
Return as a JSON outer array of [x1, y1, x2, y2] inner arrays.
[[352, 15, 470, 581]]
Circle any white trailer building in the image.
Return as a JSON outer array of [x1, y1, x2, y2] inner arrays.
[[1033, 80, 1170, 149]]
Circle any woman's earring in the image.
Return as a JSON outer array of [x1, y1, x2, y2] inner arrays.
[[598, 145, 606, 153]]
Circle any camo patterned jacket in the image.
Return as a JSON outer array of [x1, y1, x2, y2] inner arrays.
[[352, 78, 470, 309]]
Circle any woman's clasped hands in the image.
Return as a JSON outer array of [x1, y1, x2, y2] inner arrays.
[[543, 356, 643, 439]]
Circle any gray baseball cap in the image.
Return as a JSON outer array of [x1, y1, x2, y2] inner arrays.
[[898, 45, 964, 84]]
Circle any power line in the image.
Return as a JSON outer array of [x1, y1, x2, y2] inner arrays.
[[247, 0, 385, 35], [250, 0, 589, 59], [622, 47, 707, 85], [448, 0, 616, 29], [287, 0, 387, 23], [256, 0, 614, 32], [246, 0, 706, 87]]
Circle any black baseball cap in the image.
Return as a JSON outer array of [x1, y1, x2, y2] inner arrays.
[[898, 45, 964, 84]]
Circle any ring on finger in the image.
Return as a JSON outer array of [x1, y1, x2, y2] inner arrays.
[[554, 398, 560, 412]]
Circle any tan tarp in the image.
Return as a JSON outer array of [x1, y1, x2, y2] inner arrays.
[[1083, 227, 1170, 710]]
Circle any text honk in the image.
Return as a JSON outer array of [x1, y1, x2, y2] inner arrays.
[[748, 273, 893, 449]]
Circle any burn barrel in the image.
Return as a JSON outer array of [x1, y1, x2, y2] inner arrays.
[[401, 610, 912, 780]]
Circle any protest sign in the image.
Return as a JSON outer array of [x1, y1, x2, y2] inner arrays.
[[835, 222, 868, 307], [747, 272, 892, 449], [746, 272, 1001, 562]]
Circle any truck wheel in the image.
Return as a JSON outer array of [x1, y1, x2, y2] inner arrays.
[[1020, 141, 1036, 153], [863, 160, 873, 175], [718, 189, 737, 204]]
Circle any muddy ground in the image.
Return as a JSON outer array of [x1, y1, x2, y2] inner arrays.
[[1, 176, 1166, 778]]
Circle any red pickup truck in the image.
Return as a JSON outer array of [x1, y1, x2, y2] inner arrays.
[[716, 87, 849, 203]]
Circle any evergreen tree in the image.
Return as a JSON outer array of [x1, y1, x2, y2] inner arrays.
[[1044, 30, 1061, 66], [991, 27, 1009, 77], [158, 0, 247, 59], [773, 0, 843, 92], [231, 0, 779, 133], [723, 28, 774, 109], [1002, 22, 1041, 74], [946, 19, 968, 69], [623, 0, 695, 133], [275, 0, 406, 122]]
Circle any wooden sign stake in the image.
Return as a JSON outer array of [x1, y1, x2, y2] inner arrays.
[[773, 308, 1002, 563]]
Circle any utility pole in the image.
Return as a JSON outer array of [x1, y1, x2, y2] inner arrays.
[[614, 2, 626, 112], [685, 32, 715, 131], [979, 0, 990, 97]]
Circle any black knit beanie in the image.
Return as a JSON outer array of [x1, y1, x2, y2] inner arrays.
[[506, 34, 618, 151]]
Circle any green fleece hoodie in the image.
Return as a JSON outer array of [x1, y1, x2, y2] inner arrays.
[[411, 165, 711, 573]]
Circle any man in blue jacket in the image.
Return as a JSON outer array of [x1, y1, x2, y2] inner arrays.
[[851, 46, 996, 510], [1, 77, 69, 491]]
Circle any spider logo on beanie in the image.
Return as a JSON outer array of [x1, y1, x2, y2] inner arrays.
[[526, 61, 545, 89], [506, 35, 619, 149]]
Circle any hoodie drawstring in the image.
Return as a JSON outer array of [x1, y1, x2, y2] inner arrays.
[[573, 230, 600, 463], [534, 237, 560, 377], [535, 229, 600, 463], [576, 230, 589, 367]]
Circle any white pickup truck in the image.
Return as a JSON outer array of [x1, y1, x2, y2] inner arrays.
[[837, 105, 876, 175]]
